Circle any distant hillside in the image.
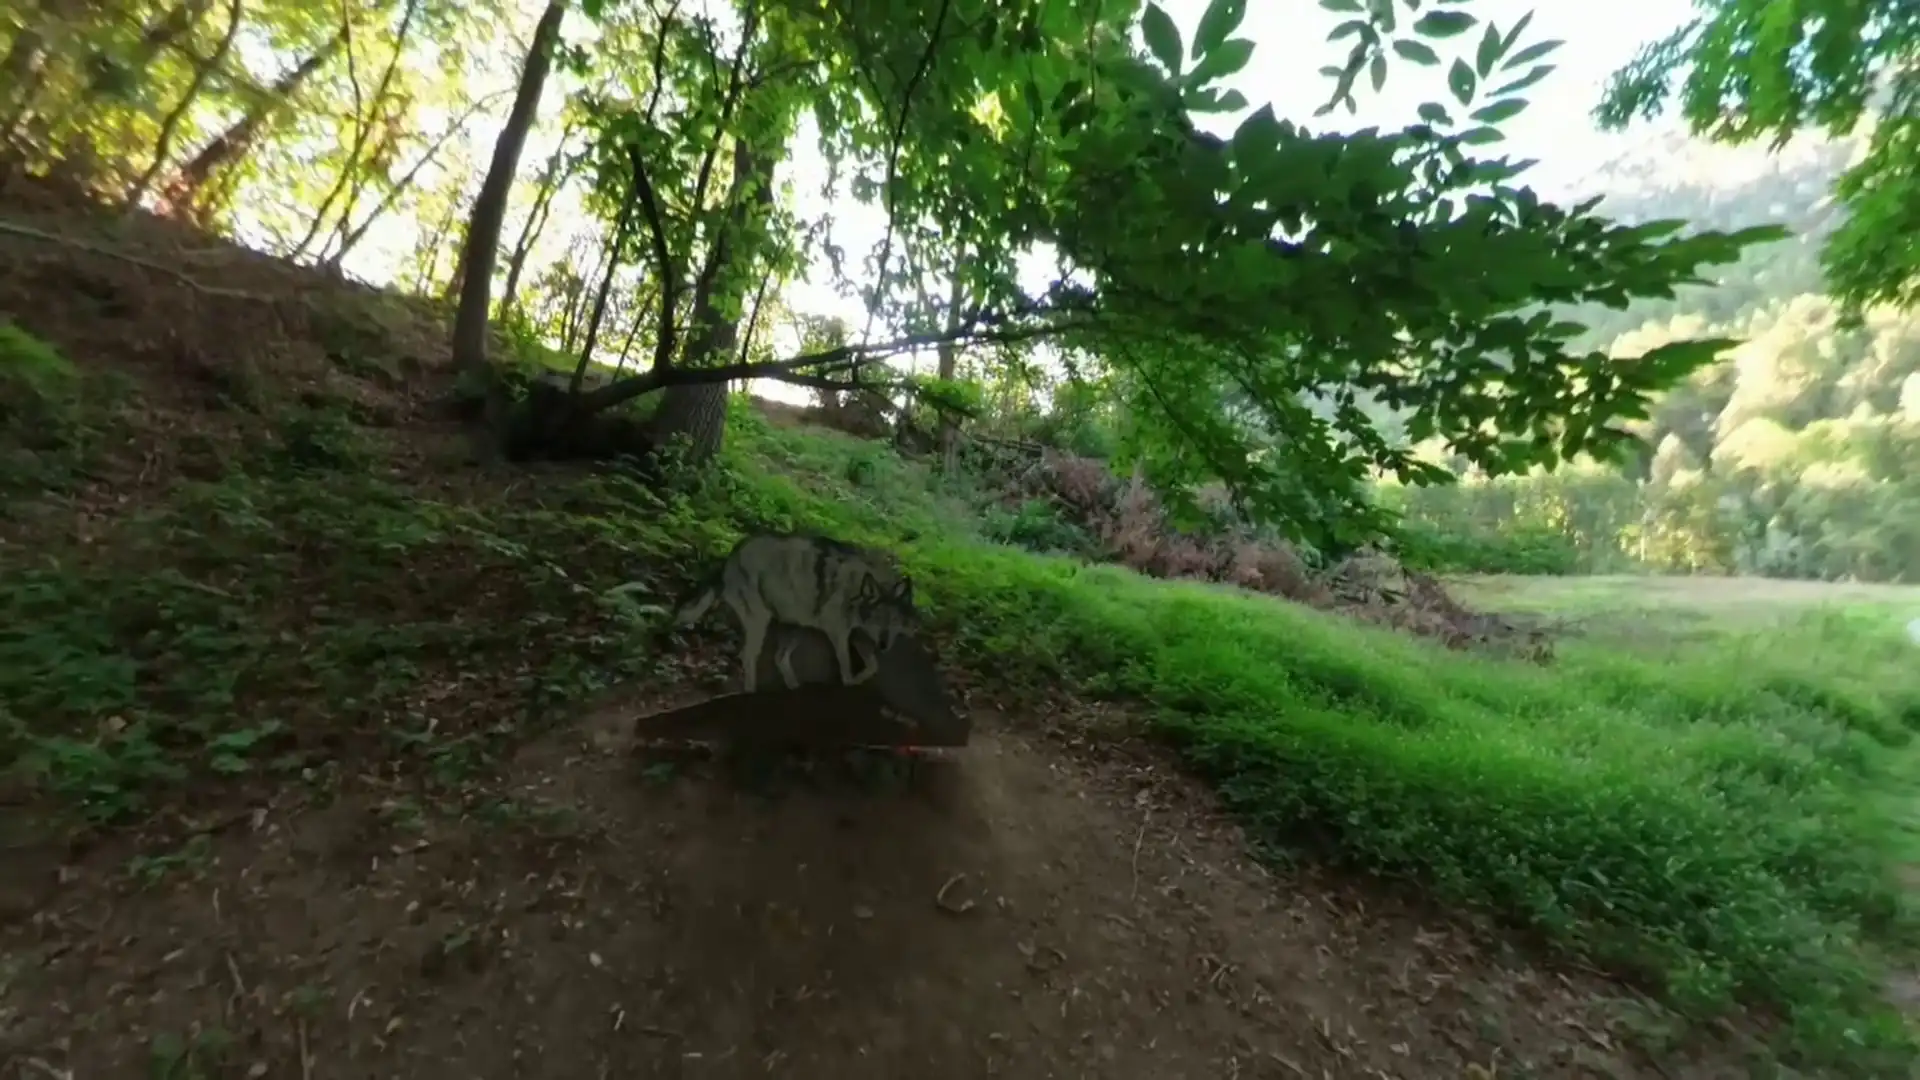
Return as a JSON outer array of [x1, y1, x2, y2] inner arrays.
[[1564, 131, 1859, 345], [1389, 129, 1920, 585]]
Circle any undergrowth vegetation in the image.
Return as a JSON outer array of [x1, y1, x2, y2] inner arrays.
[[4, 319, 1918, 1073]]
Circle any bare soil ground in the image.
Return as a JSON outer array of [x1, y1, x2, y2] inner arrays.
[[5, 711, 1745, 1080], [0, 181, 1769, 1078]]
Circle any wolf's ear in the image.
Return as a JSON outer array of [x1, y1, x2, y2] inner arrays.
[[893, 577, 914, 602]]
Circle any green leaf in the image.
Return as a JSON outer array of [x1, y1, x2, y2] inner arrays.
[[1329, 18, 1370, 40], [1412, 10, 1476, 37], [1392, 39, 1440, 65], [1724, 223, 1792, 246], [1230, 104, 1287, 168], [1183, 86, 1221, 110], [1459, 125, 1504, 145], [1447, 58, 1477, 104], [1192, 38, 1256, 84], [1214, 88, 1250, 112], [1633, 338, 1738, 381], [1369, 51, 1387, 92], [1473, 23, 1505, 77], [1490, 65, 1555, 97], [1141, 3, 1184, 75], [1417, 101, 1453, 126], [1502, 10, 1534, 50], [1192, 0, 1249, 58], [1469, 157, 1535, 182], [1469, 98, 1528, 125], [1318, 0, 1363, 10], [1501, 39, 1563, 69]]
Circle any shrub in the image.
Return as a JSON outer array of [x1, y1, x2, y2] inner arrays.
[[982, 498, 1096, 556], [1394, 519, 1584, 576]]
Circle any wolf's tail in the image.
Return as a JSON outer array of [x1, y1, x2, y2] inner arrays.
[[673, 536, 755, 627]]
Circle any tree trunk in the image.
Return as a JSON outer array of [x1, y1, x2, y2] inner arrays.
[[934, 268, 966, 471], [441, 221, 468, 302], [647, 135, 774, 464], [648, 379, 731, 462], [0, 1, 54, 141], [500, 131, 575, 316], [1, 27, 46, 101], [3, 0, 106, 155], [291, 0, 424, 258], [413, 189, 460, 292], [0, 28, 48, 151], [118, 0, 214, 79], [573, 195, 638, 385], [449, 0, 566, 379], [324, 92, 499, 266], [124, 0, 244, 210], [556, 244, 603, 352], [160, 28, 344, 219]]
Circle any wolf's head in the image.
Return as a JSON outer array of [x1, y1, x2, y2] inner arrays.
[[857, 575, 918, 651]]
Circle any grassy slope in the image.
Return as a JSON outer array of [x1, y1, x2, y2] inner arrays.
[[6, 312, 1920, 1072], [738, 410, 1920, 1069]]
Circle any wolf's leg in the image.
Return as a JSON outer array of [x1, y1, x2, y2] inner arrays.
[[773, 632, 804, 689], [828, 628, 860, 686], [847, 636, 881, 685], [738, 609, 771, 693]]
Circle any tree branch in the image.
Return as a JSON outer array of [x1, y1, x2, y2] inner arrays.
[[681, 0, 758, 266], [629, 0, 685, 373], [324, 88, 509, 265], [859, 0, 954, 347], [576, 310, 1087, 413]]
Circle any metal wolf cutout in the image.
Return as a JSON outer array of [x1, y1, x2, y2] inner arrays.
[[673, 532, 920, 693], [618, 532, 967, 751]]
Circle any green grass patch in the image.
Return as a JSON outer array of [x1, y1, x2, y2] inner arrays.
[[0, 320, 124, 498], [0, 395, 714, 820]]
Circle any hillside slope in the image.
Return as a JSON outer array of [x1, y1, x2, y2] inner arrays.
[[1, 184, 1914, 1077]]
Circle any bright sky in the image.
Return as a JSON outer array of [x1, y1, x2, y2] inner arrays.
[[323, 0, 1698, 399]]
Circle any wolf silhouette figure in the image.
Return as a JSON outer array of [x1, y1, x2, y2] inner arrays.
[[674, 533, 919, 692]]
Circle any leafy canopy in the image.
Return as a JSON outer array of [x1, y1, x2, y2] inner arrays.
[[1597, 0, 1920, 317], [557, 0, 1781, 548]]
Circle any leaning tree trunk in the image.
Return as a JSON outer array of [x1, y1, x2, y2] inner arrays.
[[124, 0, 244, 210], [161, 28, 344, 220], [450, 0, 567, 378]]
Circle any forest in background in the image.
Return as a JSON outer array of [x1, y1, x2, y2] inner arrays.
[[1385, 131, 1920, 583]]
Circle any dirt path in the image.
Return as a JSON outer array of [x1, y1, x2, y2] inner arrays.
[[2, 710, 1741, 1079]]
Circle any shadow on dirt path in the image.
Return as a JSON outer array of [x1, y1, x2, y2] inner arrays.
[[2, 710, 1750, 1079]]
